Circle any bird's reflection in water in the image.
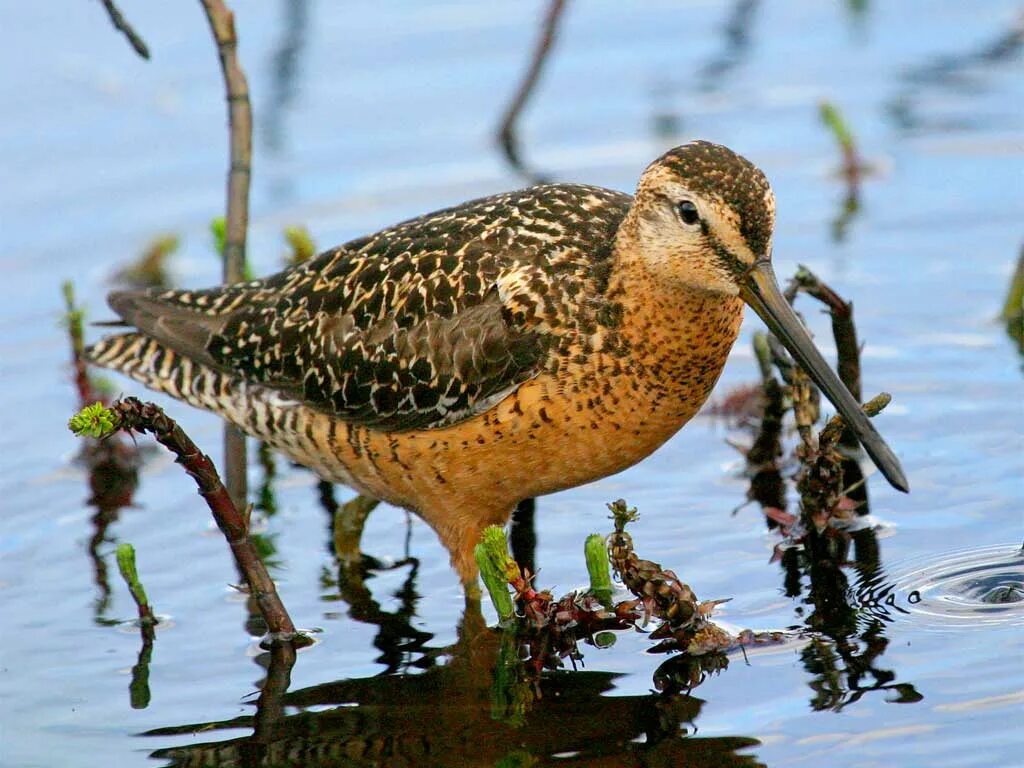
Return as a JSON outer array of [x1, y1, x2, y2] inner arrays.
[[143, 496, 764, 767], [142, 485, 922, 767], [145, 618, 763, 768]]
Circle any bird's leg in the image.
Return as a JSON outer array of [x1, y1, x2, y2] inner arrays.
[[509, 497, 537, 578]]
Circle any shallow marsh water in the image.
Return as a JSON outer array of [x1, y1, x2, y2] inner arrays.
[[1, 2, 1023, 766]]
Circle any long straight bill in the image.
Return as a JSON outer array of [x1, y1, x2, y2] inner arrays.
[[740, 261, 909, 493]]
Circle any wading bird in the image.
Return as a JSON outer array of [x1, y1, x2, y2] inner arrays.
[[89, 141, 907, 586]]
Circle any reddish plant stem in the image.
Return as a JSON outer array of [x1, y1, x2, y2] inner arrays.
[[112, 398, 303, 642]]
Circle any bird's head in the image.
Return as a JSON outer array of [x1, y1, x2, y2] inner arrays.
[[630, 140, 908, 493]]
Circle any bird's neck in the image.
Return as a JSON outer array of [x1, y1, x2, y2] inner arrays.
[[606, 219, 745, 404]]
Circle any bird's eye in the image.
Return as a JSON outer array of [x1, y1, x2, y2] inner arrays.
[[677, 200, 700, 226]]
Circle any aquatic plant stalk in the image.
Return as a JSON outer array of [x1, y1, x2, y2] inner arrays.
[[199, 0, 252, 515], [475, 526, 517, 622], [819, 101, 861, 187], [115, 543, 154, 624], [69, 398, 307, 644], [114, 542, 155, 709], [584, 533, 613, 606]]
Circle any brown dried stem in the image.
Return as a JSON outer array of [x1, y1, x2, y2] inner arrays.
[[110, 398, 306, 644], [198, 0, 252, 512], [97, 0, 151, 59], [496, 0, 568, 177], [787, 265, 861, 448]]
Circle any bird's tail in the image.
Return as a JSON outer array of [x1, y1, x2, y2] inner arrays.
[[86, 332, 242, 418]]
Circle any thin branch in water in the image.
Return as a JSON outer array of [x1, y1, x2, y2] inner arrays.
[[496, 0, 568, 179], [198, 0, 253, 512], [69, 399, 310, 646], [97, 0, 151, 59]]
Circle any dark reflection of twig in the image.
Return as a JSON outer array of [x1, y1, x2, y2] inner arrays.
[[130, 623, 155, 710], [86, 449, 139, 622], [239, 642, 297, 767], [321, 555, 436, 675], [496, 0, 568, 181], [783, 529, 922, 712], [743, 334, 787, 526], [144, 604, 763, 767], [262, 0, 309, 154], [697, 0, 760, 92], [509, 497, 537, 578], [887, 13, 1024, 133]]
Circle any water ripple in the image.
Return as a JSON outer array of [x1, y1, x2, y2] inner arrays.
[[866, 544, 1024, 631]]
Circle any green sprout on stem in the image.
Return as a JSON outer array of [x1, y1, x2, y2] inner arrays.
[[474, 525, 517, 622], [68, 402, 120, 439], [607, 498, 639, 534], [584, 533, 613, 606], [116, 543, 151, 618]]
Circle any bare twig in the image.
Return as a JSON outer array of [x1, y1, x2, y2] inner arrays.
[[198, 0, 253, 512], [97, 0, 151, 59], [496, 0, 568, 178], [786, 265, 861, 449]]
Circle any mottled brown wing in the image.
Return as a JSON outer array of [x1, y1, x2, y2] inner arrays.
[[104, 183, 631, 431]]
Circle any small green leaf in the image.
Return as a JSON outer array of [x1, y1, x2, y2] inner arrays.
[[68, 402, 119, 439], [116, 543, 150, 610]]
